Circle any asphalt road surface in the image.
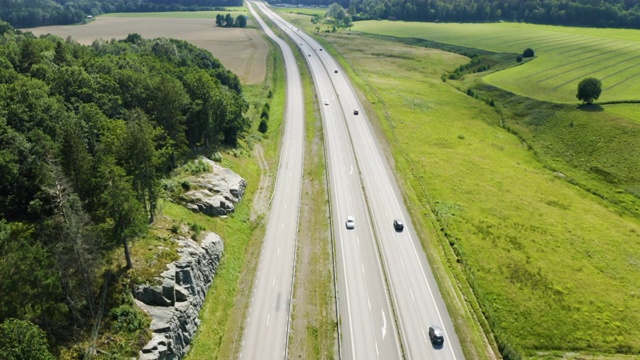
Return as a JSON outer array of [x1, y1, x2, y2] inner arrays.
[[239, 3, 304, 359], [248, 3, 466, 360]]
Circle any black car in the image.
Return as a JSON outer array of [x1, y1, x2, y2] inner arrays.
[[428, 325, 444, 345], [393, 219, 404, 231], [353, 109, 359, 115]]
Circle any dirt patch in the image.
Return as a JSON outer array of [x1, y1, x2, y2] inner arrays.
[[24, 16, 267, 84], [250, 143, 272, 221]]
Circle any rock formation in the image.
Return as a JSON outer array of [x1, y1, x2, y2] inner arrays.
[[136, 233, 223, 360], [180, 158, 247, 216]]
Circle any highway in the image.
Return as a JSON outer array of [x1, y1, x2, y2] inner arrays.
[[239, 3, 304, 359], [248, 3, 466, 360]]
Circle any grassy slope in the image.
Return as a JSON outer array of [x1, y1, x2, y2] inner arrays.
[[352, 21, 640, 104], [280, 12, 640, 357]]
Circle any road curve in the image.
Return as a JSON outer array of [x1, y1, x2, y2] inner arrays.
[[254, 3, 466, 360], [239, 3, 304, 359]]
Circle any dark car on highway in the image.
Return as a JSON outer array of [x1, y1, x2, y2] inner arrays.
[[428, 325, 444, 345], [393, 219, 404, 231]]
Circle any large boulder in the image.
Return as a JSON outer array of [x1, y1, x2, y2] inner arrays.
[[180, 158, 247, 216], [135, 233, 224, 360]]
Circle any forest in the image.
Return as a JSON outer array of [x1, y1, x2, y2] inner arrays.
[[0, 22, 249, 357], [276, 0, 640, 29], [0, 0, 243, 28]]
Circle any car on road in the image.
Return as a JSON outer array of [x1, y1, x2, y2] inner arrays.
[[393, 219, 404, 231], [346, 216, 355, 229], [353, 109, 359, 115], [308, 53, 311, 57], [319, 48, 323, 51], [334, 69, 339, 73], [324, 99, 329, 105], [428, 325, 444, 345]]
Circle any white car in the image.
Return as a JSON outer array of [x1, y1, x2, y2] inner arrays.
[[346, 216, 355, 229], [324, 99, 329, 105]]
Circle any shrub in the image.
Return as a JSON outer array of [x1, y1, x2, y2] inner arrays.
[[522, 48, 535, 57], [260, 108, 269, 120], [190, 222, 204, 237], [258, 119, 268, 134], [180, 181, 191, 191], [110, 305, 148, 334], [0, 319, 54, 360], [211, 151, 222, 162], [516, 55, 523, 62], [267, 90, 273, 98]]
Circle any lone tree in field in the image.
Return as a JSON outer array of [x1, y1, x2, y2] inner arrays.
[[576, 77, 602, 104], [522, 48, 535, 57]]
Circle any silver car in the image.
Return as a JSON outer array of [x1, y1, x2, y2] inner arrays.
[[346, 216, 355, 229]]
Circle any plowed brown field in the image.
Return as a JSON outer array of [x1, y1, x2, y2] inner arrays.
[[25, 16, 268, 84]]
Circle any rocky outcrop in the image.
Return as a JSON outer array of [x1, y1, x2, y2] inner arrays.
[[135, 233, 224, 360], [180, 158, 247, 216]]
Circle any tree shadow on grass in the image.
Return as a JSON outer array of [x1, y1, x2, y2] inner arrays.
[[577, 103, 603, 112]]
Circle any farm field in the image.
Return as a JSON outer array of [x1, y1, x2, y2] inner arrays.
[[278, 11, 640, 357], [352, 21, 640, 104], [24, 13, 268, 84], [99, 7, 247, 18]]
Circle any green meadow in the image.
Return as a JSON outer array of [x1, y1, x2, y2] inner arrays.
[[277, 10, 640, 356], [353, 21, 640, 104]]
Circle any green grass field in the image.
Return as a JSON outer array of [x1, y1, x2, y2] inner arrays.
[[290, 22, 640, 356], [352, 21, 640, 104], [102, 7, 247, 18]]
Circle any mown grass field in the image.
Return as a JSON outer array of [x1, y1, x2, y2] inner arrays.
[[352, 21, 640, 104], [280, 11, 640, 357]]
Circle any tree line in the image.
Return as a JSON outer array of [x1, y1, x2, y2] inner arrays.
[[273, 0, 640, 29], [215, 13, 248, 27], [0, 22, 249, 356], [0, 0, 242, 29]]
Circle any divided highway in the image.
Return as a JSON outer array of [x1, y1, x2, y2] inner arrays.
[[239, 3, 304, 359], [245, 2, 466, 359]]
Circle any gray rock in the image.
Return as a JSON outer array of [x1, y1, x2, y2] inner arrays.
[[136, 233, 224, 360], [180, 158, 247, 216]]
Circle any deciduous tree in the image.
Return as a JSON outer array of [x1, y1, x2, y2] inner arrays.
[[576, 77, 602, 104]]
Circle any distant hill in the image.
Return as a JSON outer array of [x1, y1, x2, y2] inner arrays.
[[0, 0, 242, 28], [270, 0, 640, 29]]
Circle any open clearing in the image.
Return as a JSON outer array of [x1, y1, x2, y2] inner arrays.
[[280, 11, 640, 356], [353, 21, 640, 103], [24, 13, 267, 84]]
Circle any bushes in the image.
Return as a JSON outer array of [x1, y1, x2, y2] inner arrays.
[[258, 119, 268, 133], [109, 305, 148, 334], [522, 48, 535, 58], [0, 319, 54, 360], [259, 102, 270, 134]]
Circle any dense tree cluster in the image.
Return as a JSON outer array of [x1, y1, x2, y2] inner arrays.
[[0, 22, 249, 353], [273, 0, 640, 29], [0, 0, 242, 28], [215, 13, 247, 27]]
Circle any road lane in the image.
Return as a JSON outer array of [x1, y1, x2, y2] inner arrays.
[[239, 3, 304, 359]]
